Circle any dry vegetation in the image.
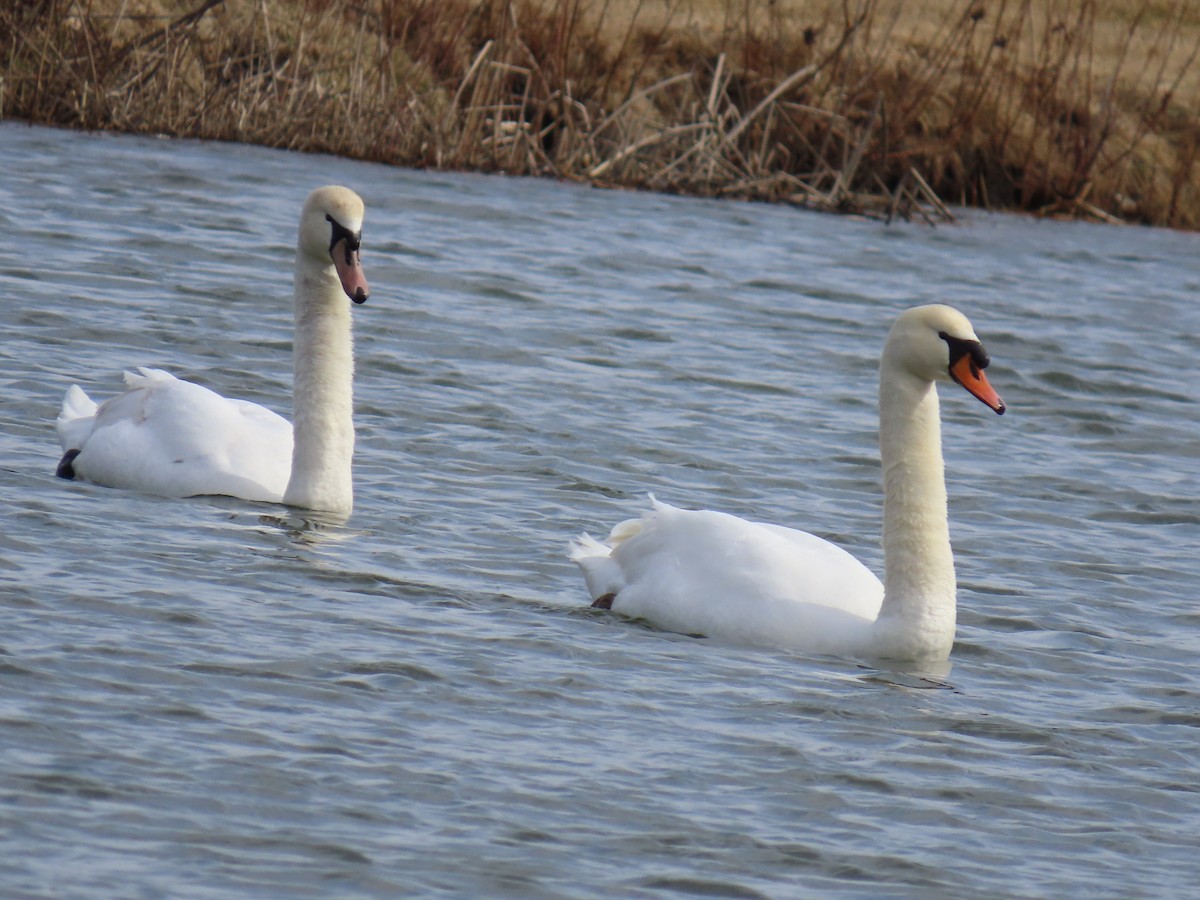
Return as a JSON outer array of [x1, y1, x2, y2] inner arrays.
[[3, 0, 1199, 226]]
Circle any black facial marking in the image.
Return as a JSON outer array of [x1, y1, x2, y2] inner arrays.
[[939, 330, 990, 379], [325, 213, 362, 266]]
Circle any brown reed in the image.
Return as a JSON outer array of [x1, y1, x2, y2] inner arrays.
[[2, 0, 1198, 228]]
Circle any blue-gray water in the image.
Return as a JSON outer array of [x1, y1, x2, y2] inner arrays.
[[2, 122, 1198, 898]]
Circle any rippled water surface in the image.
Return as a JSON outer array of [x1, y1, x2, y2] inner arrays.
[[2, 122, 1199, 897]]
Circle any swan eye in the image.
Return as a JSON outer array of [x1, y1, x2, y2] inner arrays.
[[939, 331, 989, 377], [324, 213, 362, 265]]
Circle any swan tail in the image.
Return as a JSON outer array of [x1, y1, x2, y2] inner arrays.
[[56, 384, 98, 451], [59, 384, 97, 424], [569, 532, 627, 604], [571, 496, 667, 604], [569, 531, 611, 562]]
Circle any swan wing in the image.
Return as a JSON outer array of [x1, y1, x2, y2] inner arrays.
[[65, 368, 293, 502], [573, 498, 884, 650]]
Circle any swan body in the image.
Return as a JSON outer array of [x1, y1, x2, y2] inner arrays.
[[571, 304, 1006, 661], [56, 185, 370, 515]]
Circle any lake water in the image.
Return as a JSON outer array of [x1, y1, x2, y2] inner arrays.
[[1, 121, 1198, 898]]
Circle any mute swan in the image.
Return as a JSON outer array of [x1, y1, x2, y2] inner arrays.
[[571, 304, 1006, 662], [55, 185, 370, 516]]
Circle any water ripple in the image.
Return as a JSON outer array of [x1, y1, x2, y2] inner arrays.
[[1, 122, 1198, 897]]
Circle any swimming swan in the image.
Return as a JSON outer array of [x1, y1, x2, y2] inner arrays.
[[571, 304, 1006, 661], [55, 185, 370, 516]]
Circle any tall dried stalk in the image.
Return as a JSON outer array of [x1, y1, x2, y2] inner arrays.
[[2, 0, 1198, 227]]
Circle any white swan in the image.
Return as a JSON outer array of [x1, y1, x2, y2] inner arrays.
[[570, 304, 1006, 661], [55, 185, 370, 516]]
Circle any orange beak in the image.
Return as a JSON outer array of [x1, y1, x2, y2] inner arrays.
[[950, 354, 1005, 414], [332, 237, 369, 305]]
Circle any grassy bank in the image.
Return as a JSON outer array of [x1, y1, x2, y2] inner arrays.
[[3, 0, 1199, 227]]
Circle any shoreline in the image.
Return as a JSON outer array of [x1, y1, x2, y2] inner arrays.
[[3, 0, 1198, 229]]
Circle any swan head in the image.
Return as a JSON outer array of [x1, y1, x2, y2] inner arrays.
[[298, 185, 369, 304], [884, 305, 1005, 414]]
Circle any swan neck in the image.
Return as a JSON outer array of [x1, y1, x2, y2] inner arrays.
[[877, 370, 955, 654], [283, 257, 355, 514]]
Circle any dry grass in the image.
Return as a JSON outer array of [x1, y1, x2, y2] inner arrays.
[[2, 0, 1198, 227]]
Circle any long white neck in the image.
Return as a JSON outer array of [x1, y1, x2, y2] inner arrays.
[[282, 257, 355, 515], [874, 369, 956, 657]]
